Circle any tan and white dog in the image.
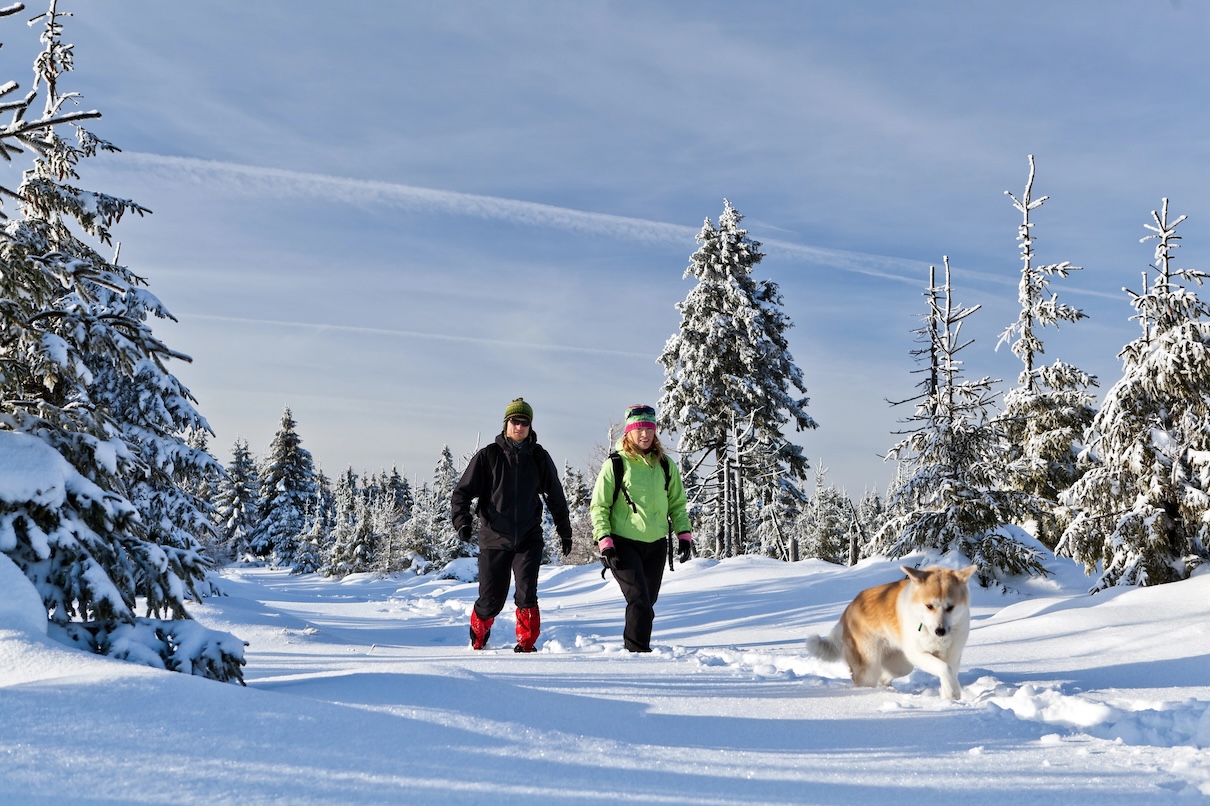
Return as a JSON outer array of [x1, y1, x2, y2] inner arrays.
[[806, 565, 976, 700]]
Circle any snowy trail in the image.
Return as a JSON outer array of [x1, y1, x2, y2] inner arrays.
[[1, 556, 1208, 803]]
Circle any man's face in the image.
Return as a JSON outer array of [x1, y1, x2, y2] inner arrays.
[[507, 417, 531, 441]]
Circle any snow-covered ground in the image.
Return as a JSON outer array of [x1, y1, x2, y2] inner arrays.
[[1, 549, 1208, 804]]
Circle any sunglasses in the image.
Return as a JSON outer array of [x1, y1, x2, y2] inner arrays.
[[628, 406, 656, 418], [507, 417, 531, 427]]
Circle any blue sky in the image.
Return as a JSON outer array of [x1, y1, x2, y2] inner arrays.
[[9, 1, 1210, 494]]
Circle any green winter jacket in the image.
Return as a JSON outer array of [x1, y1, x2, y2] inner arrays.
[[590, 441, 691, 544]]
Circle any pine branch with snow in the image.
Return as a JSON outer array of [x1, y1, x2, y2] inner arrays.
[[1058, 204, 1210, 590], [880, 260, 1049, 585], [994, 157, 1098, 547]]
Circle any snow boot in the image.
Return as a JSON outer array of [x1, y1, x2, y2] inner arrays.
[[514, 606, 540, 653], [469, 611, 494, 650]]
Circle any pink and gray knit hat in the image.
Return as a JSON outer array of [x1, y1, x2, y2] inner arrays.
[[624, 404, 657, 434]]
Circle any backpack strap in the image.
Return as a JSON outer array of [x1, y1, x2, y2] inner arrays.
[[609, 451, 671, 514], [532, 444, 550, 499], [608, 452, 633, 512]]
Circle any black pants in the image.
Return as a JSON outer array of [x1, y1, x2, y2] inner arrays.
[[609, 536, 668, 652], [474, 539, 544, 620]]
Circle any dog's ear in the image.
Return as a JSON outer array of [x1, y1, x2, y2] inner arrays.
[[956, 565, 977, 583], [900, 565, 928, 584]]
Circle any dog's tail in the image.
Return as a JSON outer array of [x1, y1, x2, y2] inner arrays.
[[805, 628, 842, 662]]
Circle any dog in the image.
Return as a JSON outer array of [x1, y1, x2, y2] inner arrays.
[[806, 565, 976, 700]]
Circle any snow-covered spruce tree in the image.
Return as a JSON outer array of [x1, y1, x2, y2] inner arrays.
[[22, 1, 225, 605], [0, 3, 243, 682], [331, 494, 377, 577], [381, 465, 412, 523], [312, 466, 334, 539], [398, 480, 436, 566], [367, 484, 406, 575], [878, 260, 1048, 585], [743, 457, 806, 560], [212, 438, 260, 560], [798, 467, 851, 565], [853, 489, 885, 562], [324, 467, 377, 577], [290, 509, 325, 575], [182, 428, 221, 547], [1057, 200, 1210, 589], [995, 156, 1098, 547], [561, 461, 595, 565], [658, 200, 817, 557], [427, 445, 462, 566], [249, 407, 317, 567]]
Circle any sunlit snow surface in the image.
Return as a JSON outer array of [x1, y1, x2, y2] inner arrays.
[[1, 549, 1207, 804]]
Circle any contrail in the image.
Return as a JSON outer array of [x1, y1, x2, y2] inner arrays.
[[113, 151, 697, 246], [112, 151, 931, 284], [178, 312, 655, 360]]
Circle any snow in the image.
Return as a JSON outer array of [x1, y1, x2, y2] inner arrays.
[[0, 431, 82, 508], [1, 547, 1208, 803]]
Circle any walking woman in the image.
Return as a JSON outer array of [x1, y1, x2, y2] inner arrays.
[[591, 404, 693, 652]]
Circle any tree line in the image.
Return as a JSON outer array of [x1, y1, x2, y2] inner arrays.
[[212, 168, 1210, 595]]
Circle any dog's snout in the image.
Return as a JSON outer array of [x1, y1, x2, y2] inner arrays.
[[934, 626, 947, 637]]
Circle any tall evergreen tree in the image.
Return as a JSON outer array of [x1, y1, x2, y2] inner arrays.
[[658, 200, 817, 555], [852, 489, 885, 563], [368, 489, 404, 574], [995, 156, 1098, 547], [1057, 200, 1210, 588], [249, 407, 316, 566], [324, 467, 376, 577], [879, 260, 1048, 585], [399, 481, 437, 567], [0, 3, 242, 681], [427, 445, 462, 566], [799, 468, 850, 565], [737, 463, 794, 560], [212, 437, 260, 560], [382, 465, 413, 523]]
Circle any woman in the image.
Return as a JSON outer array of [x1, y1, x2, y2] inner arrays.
[[590, 404, 693, 652]]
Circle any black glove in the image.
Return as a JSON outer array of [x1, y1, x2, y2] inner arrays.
[[560, 536, 573, 557], [677, 536, 692, 564], [600, 546, 619, 571], [457, 525, 473, 543]]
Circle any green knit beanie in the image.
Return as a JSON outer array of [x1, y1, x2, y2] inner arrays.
[[503, 398, 533, 425], [624, 404, 657, 434]]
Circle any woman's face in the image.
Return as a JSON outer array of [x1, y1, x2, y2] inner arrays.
[[631, 427, 655, 451]]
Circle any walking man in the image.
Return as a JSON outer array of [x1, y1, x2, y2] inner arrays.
[[452, 398, 573, 652]]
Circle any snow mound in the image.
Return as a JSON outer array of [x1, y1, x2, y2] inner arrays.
[[0, 551, 47, 636]]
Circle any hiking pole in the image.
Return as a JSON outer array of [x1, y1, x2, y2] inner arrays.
[[666, 517, 674, 572]]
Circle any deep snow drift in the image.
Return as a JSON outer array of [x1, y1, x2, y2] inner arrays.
[[1, 548, 1208, 804]]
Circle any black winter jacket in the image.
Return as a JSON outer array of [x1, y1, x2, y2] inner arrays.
[[451, 432, 572, 550]]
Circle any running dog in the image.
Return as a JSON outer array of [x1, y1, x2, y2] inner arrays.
[[806, 565, 976, 700]]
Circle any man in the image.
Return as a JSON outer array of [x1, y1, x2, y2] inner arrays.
[[451, 398, 573, 652]]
